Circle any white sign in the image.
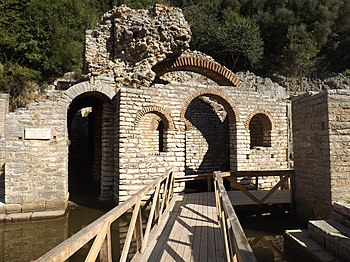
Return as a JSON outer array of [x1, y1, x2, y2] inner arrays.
[[24, 128, 52, 140]]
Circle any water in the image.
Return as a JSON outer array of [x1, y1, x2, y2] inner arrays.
[[238, 209, 307, 262], [0, 203, 110, 262]]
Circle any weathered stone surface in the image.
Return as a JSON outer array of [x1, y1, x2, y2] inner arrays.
[[85, 4, 191, 87]]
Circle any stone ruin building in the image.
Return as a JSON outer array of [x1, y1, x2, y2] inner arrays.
[[0, 4, 349, 223]]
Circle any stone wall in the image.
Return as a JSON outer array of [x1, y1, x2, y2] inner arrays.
[[292, 91, 331, 219], [0, 80, 116, 218], [327, 90, 350, 203], [117, 83, 289, 201], [4, 92, 69, 213]]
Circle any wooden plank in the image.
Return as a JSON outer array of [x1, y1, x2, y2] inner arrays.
[[199, 193, 208, 262], [207, 194, 217, 262], [228, 190, 291, 206], [190, 193, 202, 262], [174, 193, 193, 260], [258, 174, 290, 204], [225, 176, 260, 204], [120, 199, 141, 262], [215, 172, 257, 262], [220, 170, 294, 178], [100, 229, 112, 262], [131, 195, 182, 262], [141, 180, 161, 252], [85, 221, 110, 262]]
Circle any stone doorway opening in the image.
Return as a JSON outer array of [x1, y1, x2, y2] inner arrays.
[[67, 92, 110, 204], [184, 93, 237, 192]]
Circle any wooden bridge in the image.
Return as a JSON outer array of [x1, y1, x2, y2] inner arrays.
[[35, 169, 293, 262]]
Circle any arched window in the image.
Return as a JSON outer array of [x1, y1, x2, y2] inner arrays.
[[249, 114, 272, 148], [137, 112, 169, 154]]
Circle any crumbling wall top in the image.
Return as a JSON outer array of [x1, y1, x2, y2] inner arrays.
[[84, 4, 192, 87]]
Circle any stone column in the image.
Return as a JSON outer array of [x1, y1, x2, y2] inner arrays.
[[100, 102, 114, 201]]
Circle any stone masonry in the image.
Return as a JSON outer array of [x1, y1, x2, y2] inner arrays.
[[293, 90, 350, 220], [3, 4, 350, 222], [116, 83, 289, 201]]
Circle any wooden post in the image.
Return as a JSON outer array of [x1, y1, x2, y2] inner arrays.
[[142, 181, 161, 253], [120, 199, 141, 262], [134, 207, 143, 251], [100, 229, 112, 262]]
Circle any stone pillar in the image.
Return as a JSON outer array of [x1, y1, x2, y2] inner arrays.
[[100, 102, 114, 201]]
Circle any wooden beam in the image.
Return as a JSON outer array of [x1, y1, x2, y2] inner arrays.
[[258, 174, 290, 204], [120, 198, 141, 262], [221, 170, 294, 178], [214, 172, 257, 262], [85, 222, 110, 262], [141, 181, 161, 253], [100, 229, 112, 262], [225, 176, 260, 205]]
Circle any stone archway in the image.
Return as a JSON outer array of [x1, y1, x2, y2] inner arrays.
[[152, 53, 243, 87], [60, 81, 115, 203], [180, 88, 238, 191]]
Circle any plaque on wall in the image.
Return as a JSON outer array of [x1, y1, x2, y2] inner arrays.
[[24, 128, 52, 140]]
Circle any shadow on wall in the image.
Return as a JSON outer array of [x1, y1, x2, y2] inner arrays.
[[184, 96, 230, 191]]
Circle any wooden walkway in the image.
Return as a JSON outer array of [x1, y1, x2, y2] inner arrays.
[[132, 192, 226, 262], [228, 190, 290, 206]]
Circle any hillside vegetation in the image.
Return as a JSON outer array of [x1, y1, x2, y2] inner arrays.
[[1, 0, 350, 108]]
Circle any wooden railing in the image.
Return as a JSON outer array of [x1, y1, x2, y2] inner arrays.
[[221, 170, 294, 205], [213, 171, 257, 262], [35, 169, 175, 262]]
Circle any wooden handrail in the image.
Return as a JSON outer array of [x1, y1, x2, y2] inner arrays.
[[213, 171, 257, 262], [35, 169, 175, 262]]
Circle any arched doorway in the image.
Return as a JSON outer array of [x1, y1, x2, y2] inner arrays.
[[67, 92, 111, 204], [182, 91, 237, 192]]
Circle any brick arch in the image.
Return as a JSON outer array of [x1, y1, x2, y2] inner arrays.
[[152, 55, 243, 87], [59, 80, 115, 107], [180, 88, 239, 130], [244, 109, 275, 130], [134, 106, 175, 130]]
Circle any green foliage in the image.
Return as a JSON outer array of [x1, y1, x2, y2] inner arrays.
[[182, 2, 263, 71], [283, 24, 319, 76], [0, 0, 114, 110]]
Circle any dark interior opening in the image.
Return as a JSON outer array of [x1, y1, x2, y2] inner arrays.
[[67, 94, 105, 204], [157, 120, 165, 152]]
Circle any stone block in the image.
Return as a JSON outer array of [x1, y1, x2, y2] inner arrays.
[[7, 212, 32, 221], [5, 204, 22, 214], [31, 210, 66, 220], [21, 202, 46, 212], [45, 201, 67, 210]]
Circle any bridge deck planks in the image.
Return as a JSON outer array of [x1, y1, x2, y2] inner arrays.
[[133, 192, 225, 262], [133, 190, 290, 261]]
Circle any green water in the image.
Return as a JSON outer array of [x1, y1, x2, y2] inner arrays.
[[0, 204, 111, 262], [238, 210, 307, 262]]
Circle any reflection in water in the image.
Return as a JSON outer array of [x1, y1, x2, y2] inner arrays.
[[238, 210, 307, 262], [0, 204, 109, 262], [0, 203, 140, 262], [0, 216, 67, 262]]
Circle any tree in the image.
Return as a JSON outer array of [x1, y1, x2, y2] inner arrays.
[[283, 24, 319, 76]]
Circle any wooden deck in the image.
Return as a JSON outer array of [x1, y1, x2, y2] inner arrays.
[[132, 192, 226, 262], [228, 190, 291, 206]]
